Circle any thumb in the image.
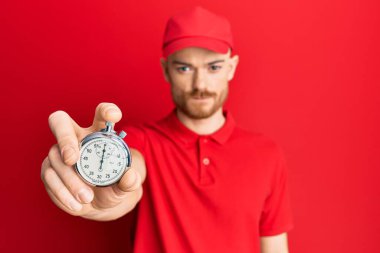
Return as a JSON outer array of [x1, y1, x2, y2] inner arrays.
[[90, 102, 123, 131]]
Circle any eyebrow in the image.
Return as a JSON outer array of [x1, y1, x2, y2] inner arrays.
[[172, 59, 225, 66]]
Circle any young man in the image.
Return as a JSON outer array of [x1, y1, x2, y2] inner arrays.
[[41, 6, 294, 253]]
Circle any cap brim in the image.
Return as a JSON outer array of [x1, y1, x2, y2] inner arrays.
[[163, 37, 231, 58]]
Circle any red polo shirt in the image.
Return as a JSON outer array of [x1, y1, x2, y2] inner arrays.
[[123, 109, 294, 253]]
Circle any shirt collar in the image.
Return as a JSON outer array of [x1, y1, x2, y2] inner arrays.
[[159, 108, 236, 146]]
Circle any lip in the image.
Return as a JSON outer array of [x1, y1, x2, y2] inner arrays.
[[190, 96, 213, 100], [189, 97, 213, 105]]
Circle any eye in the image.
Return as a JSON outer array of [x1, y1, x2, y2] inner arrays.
[[177, 66, 191, 73], [209, 65, 222, 72]]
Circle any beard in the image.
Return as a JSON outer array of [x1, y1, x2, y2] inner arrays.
[[171, 85, 228, 119]]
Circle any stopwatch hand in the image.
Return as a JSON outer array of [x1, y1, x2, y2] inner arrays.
[[99, 144, 107, 172]]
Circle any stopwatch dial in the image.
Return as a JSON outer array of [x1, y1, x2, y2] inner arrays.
[[95, 143, 115, 159], [78, 138, 129, 186]]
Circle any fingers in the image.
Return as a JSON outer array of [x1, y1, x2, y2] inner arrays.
[[90, 167, 142, 210], [117, 167, 142, 193], [48, 110, 81, 166], [48, 103, 122, 166], [90, 102, 122, 131], [41, 157, 83, 212], [44, 146, 140, 204], [42, 147, 143, 217], [48, 145, 94, 204]]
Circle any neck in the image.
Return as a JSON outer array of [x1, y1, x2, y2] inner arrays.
[[176, 108, 226, 135]]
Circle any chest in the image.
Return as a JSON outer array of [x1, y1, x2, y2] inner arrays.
[[143, 137, 274, 219]]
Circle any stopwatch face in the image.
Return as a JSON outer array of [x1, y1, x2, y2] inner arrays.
[[77, 137, 130, 186]]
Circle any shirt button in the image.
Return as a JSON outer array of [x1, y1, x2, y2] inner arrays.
[[202, 157, 210, 166], [203, 138, 208, 143]]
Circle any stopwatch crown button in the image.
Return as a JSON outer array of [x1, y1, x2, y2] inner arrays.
[[119, 131, 127, 139], [105, 121, 114, 132]]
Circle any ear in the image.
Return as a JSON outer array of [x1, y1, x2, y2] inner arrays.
[[227, 54, 239, 81], [160, 57, 169, 82]]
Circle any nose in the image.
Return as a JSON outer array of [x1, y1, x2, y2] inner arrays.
[[192, 69, 206, 90]]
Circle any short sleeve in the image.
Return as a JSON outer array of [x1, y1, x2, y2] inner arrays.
[[259, 146, 295, 236], [122, 124, 147, 157]]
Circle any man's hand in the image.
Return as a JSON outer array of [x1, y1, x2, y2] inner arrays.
[[41, 102, 146, 221]]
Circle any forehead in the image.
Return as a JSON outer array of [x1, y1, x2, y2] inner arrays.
[[168, 47, 230, 64]]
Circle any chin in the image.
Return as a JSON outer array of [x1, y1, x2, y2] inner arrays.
[[173, 92, 227, 120], [182, 105, 220, 119], [186, 112, 213, 119]]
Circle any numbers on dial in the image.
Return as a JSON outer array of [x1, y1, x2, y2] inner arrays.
[[95, 143, 115, 159], [77, 138, 129, 186]]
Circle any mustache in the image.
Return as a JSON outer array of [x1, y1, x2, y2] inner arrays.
[[186, 89, 216, 98]]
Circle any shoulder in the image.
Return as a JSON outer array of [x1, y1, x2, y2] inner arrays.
[[229, 126, 287, 171], [119, 118, 163, 153], [121, 117, 170, 141], [232, 126, 284, 154]]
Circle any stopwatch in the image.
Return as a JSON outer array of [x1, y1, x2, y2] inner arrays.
[[75, 121, 132, 187]]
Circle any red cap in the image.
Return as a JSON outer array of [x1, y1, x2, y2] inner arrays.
[[162, 6, 234, 58]]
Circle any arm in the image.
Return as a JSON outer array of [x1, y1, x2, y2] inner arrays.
[[260, 233, 289, 253], [41, 103, 147, 221]]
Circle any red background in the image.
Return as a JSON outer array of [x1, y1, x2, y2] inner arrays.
[[1, 0, 379, 252]]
